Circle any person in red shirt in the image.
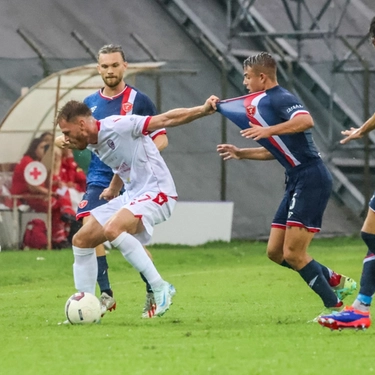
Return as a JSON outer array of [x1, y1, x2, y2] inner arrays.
[[52, 147, 87, 243], [56, 148, 86, 194], [11, 137, 76, 248]]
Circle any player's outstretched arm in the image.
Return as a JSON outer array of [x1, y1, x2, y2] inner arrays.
[[217, 144, 274, 161], [340, 113, 375, 144], [147, 95, 219, 132]]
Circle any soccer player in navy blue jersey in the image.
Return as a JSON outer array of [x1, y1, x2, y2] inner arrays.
[[57, 44, 168, 318], [318, 18, 375, 330], [216, 52, 356, 320]]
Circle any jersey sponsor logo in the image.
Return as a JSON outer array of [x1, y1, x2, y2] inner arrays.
[[246, 105, 256, 117], [286, 104, 303, 113], [122, 102, 133, 113], [78, 200, 88, 209], [91, 106, 97, 113], [107, 139, 115, 150], [118, 162, 130, 173]]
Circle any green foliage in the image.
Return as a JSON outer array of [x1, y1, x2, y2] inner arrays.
[[0, 238, 373, 375]]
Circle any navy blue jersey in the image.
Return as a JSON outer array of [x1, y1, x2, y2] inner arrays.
[[217, 86, 321, 173], [84, 85, 158, 188]]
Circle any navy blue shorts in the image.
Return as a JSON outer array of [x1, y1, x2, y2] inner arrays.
[[76, 185, 110, 220], [272, 160, 333, 233]]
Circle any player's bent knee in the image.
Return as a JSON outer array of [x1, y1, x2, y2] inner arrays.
[[266, 247, 283, 264], [103, 216, 139, 241], [72, 232, 87, 248], [266, 248, 276, 261], [72, 231, 98, 249], [102, 221, 123, 242], [283, 249, 306, 268]]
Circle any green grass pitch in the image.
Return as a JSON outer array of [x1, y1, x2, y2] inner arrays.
[[0, 237, 374, 375]]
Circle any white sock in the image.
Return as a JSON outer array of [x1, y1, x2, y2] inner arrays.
[[72, 246, 97, 295], [352, 299, 371, 312], [111, 232, 163, 288]]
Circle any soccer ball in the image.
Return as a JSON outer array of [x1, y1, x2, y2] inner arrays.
[[65, 292, 102, 324]]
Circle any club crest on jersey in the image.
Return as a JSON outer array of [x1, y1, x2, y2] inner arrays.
[[107, 139, 115, 150], [122, 102, 133, 113], [246, 105, 256, 117], [78, 200, 88, 209]]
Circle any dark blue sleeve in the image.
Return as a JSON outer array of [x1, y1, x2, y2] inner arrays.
[[133, 92, 157, 116], [83, 94, 93, 107], [270, 89, 307, 121]]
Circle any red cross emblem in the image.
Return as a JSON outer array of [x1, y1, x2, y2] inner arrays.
[[24, 161, 47, 186], [29, 167, 42, 180]]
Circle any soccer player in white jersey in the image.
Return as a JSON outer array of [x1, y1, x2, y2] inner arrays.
[[80, 44, 168, 318], [55, 96, 218, 317], [57, 44, 168, 318]]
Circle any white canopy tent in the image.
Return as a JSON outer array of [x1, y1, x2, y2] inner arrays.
[[0, 61, 165, 164]]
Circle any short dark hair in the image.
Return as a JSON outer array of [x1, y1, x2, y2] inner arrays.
[[243, 52, 277, 80], [97, 44, 126, 62], [370, 17, 375, 39], [56, 100, 92, 124], [243, 52, 277, 70]]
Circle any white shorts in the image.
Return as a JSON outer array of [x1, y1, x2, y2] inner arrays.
[[91, 191, 177, 245]]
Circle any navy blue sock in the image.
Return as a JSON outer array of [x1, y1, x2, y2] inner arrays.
[[317, 263, 331, 281], [281, 259, 331, 282], [298, 260, 339, 308], [140, 272, 153, 293], [359, 232, 375, 298], [280, 260, 294, 269], [97, 256, 111, 295]]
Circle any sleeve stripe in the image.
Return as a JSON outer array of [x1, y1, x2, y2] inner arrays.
[[150, 129, 167, 140], [290, 110, 310, 119], [142, 116, 152, 135]]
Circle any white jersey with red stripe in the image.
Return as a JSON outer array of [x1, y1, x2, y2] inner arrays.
[[84, 85, 166, 188], [86, 115, 177, 200]]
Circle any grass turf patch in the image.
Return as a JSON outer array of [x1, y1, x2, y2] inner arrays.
[[0, 237, 373, 375]]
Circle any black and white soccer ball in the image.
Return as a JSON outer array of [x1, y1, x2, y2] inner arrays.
[[65, 292, 101, 324]]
